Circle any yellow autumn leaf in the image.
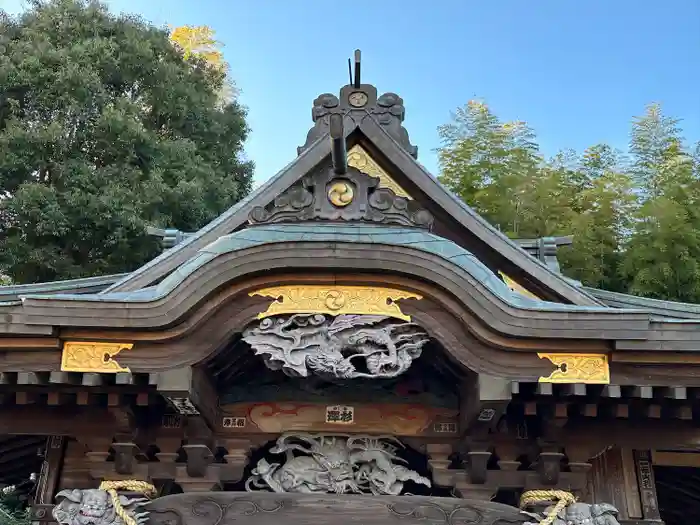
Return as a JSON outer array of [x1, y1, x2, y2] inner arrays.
[[169, 25, 224, 68]]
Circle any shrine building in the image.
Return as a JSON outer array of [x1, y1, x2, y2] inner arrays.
[[1, 52, 700, 525]]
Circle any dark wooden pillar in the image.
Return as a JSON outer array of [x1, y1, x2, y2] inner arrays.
[[31, 436, 66, 524], [634, 450, 663, 523]]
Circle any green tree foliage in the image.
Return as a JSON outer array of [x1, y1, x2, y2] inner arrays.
[[0, 488, 29, 525], [621, 106, 700, 301], [0, 0, 253, 284], [558, 168, 635, 291], [437, 101, 541, 237], [438, 100, 699, 301]]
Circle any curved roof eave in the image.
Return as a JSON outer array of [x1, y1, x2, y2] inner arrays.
[[584, 286, 700, 319], [13, 224, 669, 345], [22, 224, 604, 313], [0, 273, 126, 302]]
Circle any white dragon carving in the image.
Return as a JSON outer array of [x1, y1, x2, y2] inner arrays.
[[246, 433, 431, 495], [242, 314, 429, 380]]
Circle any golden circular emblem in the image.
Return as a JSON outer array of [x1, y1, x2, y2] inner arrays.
[[324, 290, 346, 311], [328, 181, 354, 207]]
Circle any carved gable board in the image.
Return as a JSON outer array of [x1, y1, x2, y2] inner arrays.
[[103, 75, 600, 306]]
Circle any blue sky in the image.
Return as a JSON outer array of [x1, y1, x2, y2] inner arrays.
[[2, 0, 699, 185]]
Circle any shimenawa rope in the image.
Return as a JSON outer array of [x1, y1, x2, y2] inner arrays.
[[519, 490, 577, 525], [98, 480, 157, 525]]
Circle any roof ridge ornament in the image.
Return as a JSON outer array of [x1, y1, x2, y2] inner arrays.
[[254, 109, 432, 227], [297, 50, 418, 158]]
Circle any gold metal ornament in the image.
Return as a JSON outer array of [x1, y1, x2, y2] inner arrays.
[[250, 285, 422, 321], [347, 145, 411, 199], [538, 353, 610, 384], [499, 272, 542, 300], [348, 91, 368, 108], [61, 341, 133, 373], [328, 181, 354, 207]]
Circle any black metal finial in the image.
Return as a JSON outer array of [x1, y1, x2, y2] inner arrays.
[[347, 58, 353, 85], [329, 113, 347, 174], [353, 49, 361, 88]]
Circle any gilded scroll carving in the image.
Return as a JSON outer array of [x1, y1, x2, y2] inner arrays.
[[246, 433, 430, 495], [537, 353, 610, 384], [242, 314, 429, 380], [347, 145, 411, 199], [61, 342, 133, 373], [250, 285, 421, 321]]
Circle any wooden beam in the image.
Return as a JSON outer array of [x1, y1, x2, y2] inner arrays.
[[0, 406, 120, 435], [156, 366, 218, 430], [566, 420, 700, 449], [652, 450, 700, 467], [0, 338, 61, 350]]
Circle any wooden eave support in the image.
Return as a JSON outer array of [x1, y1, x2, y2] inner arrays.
[[511, 380, 699, 421], [461, 373, 511, 438], [154, 366, 218, 430]]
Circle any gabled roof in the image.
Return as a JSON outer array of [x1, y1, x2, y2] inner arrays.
[[99, 79, 602, 306]]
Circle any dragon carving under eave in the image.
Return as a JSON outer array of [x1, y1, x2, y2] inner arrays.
[[242, 314, 430, 380], [246, 433, 431, 495]]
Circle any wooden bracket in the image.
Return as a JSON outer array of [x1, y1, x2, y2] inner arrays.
[[460, 373, 511, 439], [156, 366, 219, 430]]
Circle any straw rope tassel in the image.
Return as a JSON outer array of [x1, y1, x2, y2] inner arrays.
[[520, 490, 577, 525], [98, 480, 157, 525]]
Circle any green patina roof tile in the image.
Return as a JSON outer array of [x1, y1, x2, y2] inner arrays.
[[420, 239, 470, 259], [22, 222, 621, 313]]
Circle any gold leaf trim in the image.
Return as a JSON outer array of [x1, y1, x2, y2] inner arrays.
[[61, 341, 133, 373], [347, 145, 411, 199], [499, 272, 542, 300], [538, 353, 610, 384], [250, 285, 422, 321]]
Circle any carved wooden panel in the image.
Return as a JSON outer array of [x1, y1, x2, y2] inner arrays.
[[146, 492, 529, 525], [220, 402, 458, 437]]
